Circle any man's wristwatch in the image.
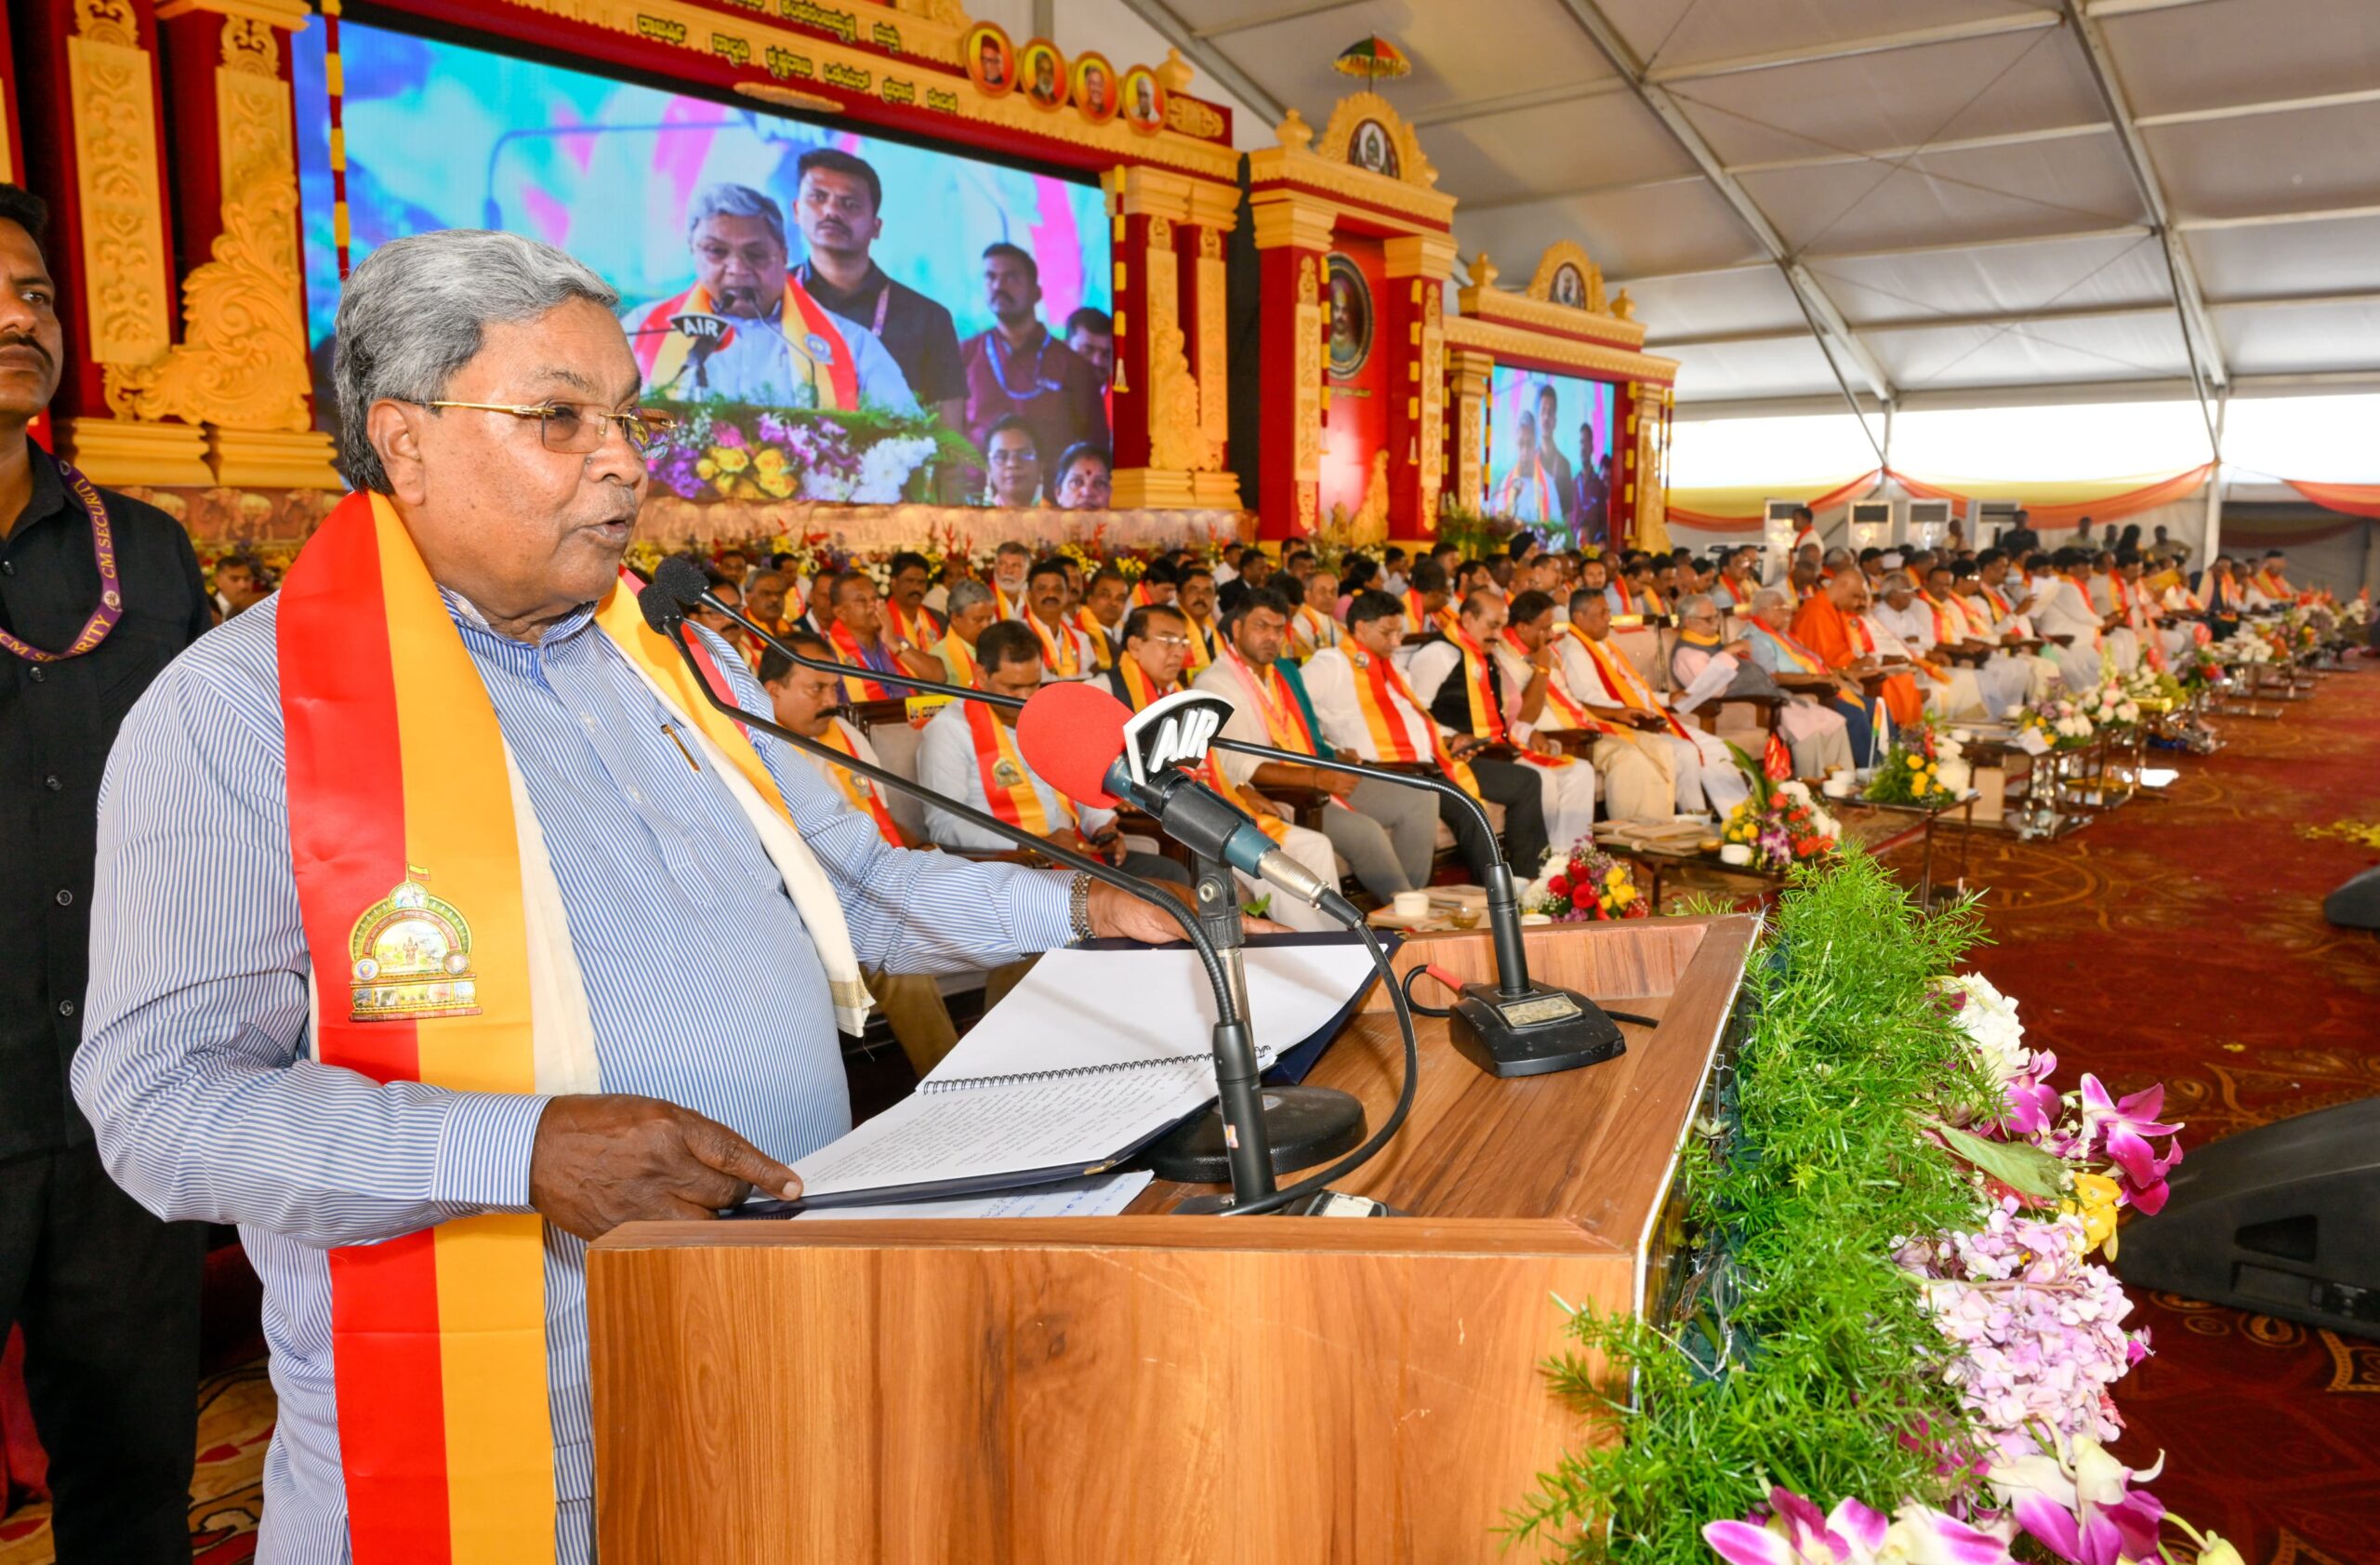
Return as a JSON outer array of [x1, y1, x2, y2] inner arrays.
[[1068, 870, 1096, 941]]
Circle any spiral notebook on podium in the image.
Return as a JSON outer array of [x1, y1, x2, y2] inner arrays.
[[754, 937, 1380, 1213]]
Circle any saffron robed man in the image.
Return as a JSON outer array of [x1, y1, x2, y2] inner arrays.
[[72, 229, 1187, 1565]]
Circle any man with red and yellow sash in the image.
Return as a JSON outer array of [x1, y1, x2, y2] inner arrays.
[[881, 550, 945, 646], [932, 577, 998, 686], [824, 568, 942, 702], [1406, 590, 1598, 857], [1020, 555, 1097, 682], [73, 231, 1183, 1565], [1557, 592, 1751, 816], [1493, 590, 1678, 820], [1176, 564, 1222, 674], [917, 621, 1189, 888], [624, 183, 916, 413], [1105, 604, 1342, 931], [1398, 556, 1455, 640], [1196, 588, 1439, 904]]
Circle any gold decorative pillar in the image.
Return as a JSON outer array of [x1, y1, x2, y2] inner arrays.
[[60, 0, 212, 484], [1627, 380, 1674, 552], [1382, 232, 1457, 540], [1183, 178, 1240, 510], [1100, 166, 1232, 511], [112, 0, 341, 487], [1448, 346, 1495, 516]]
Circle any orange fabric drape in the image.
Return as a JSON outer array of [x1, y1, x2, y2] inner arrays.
[[1666, 471, 1883, 532], [1885, 464, 2215, 531], [2283, 480, 2380, 522]]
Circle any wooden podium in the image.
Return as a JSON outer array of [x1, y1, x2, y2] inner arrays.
[[588, 914, 1756, 1563]]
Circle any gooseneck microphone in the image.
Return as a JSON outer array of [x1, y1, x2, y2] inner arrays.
[[1015, 682, 1361, 927]]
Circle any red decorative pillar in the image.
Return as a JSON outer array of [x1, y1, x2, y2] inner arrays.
[[1247, 191, 1333, 540], [1102, 165, 1239, 511]]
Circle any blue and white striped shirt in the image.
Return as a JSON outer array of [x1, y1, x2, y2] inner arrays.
[[73, 589, 1073, 1563]]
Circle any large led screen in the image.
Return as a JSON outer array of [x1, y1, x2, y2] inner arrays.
[[295, 22, 1114, 507], [1484, 365, 1617, 544]]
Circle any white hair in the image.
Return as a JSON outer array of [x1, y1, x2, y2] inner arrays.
[[333, 230, 618, 494], [685, 182, 787, 251], [1752, 587, 1791, 613]]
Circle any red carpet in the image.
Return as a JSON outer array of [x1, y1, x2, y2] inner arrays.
[[1892, 667, 2380, 1565]]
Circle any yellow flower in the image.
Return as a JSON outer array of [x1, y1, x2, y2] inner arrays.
[[758, 470, 795, 499], [752, 447, 789, 476], [709, 444, 751, 475], [1605, 867, 1627, 885], [694, 456, 720, 481], [1611, 884, 1634, 907], [2062, 1171, 2123, 1260]]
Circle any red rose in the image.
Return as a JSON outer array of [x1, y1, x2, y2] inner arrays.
[[1547, 874, 1570, 896], [1572, 886, 1597, 910]]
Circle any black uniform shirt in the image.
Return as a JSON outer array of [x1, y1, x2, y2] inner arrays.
[[0, 445, 210, 1156]]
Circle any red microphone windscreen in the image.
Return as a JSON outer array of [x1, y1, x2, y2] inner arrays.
[[1015, 681, 1134, 808]]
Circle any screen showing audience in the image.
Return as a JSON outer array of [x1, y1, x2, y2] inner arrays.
[[1483, 366, 1617, 541], [295, 22, 1115, 508]]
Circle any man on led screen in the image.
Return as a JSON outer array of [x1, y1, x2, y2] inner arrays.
[[626, 182, 916, 414], [788, 150, 966, 431], [1493, 409, 1557, 527], [961, 243, 1106, 480], [1064, 306, 1114, 385], [1532, 382, 1576, 531]]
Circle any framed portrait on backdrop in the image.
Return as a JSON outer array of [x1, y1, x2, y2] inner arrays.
[[1019, 39, 1067, 110], [1326, 253, 1373, 379], [1121, 65, 1165, 133], [1348, 118, 1399, 179], [963, 22, 1015, 97], [1072, 53, 1119, 123]]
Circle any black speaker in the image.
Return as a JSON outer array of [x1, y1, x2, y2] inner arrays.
[[2114, 1098, 2380, 1339], [2324, 865, 2380, 930]]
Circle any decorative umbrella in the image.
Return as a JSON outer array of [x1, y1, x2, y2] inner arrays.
[[1332, 35, 1410, 86]]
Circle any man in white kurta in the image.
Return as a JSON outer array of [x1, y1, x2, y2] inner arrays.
[[1673, 593, 1853, 780], [1406, 592, 1600, 854], [1556, 591, 1750, 815], [1865, 573, 1987, 720]]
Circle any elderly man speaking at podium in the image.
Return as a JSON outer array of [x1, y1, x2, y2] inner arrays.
[[70, 229, 1176, 1565]]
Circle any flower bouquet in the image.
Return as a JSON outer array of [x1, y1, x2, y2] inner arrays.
[[2209, 630, 2274, 668], [2073, 681, 2141, 733], [644, 401, 971, 505], [1863, 721, 1970, 806], [2016, 696, 2095, 750], [1521, 840, 1649, 922], [1718, 743, 1841, 870]]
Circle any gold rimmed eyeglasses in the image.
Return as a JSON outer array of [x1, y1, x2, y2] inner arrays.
[[422, 400, 677, 456]]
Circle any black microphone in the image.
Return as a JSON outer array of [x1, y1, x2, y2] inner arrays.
[[1016, 681, 1357, 925]]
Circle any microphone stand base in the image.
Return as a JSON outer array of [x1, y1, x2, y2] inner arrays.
[[1448, 982, 1628, 1078], [1141, 1084, 1366, 1187]]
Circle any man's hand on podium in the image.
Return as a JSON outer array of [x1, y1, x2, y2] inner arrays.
[[1081, 878, 1289, 941], [529, 1094, 804, 1239]]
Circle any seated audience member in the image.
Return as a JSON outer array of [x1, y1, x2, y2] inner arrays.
[[1867, 570, 1990, 719], [1404, 590, 1594, 861], [1558, 591, 1750, 816], [1104, 603, 1342, 933], [1020, 555, 1098, 681], [794, 567, 837, 635], [1792, 569, 1927, 731], [1337, 552, 1380, 614], [744, 570, 794, 641], [1398, 556, 1454, 640], [1744, 588, 1877, 764], [918, 620, 1187, 884], [1197, 588, 1437, 903], [1075, 566, 1130, 669], [1709, 545, 1763, 615], [1236, 548, 1277, 593], [690, 566, 756, 667], [211, 550, 271, 618], [1677, 593, 1853, 779], [1302, 590, 1551, 881], [826, 568, 944, 699], [1497, 590, 1676, 820], [1133, 556, 1182, 609], [1281, 548, 1319, 586], [1289, 566, 1342, 658], [933, 577, 998, 684], [1052, 441, 1113, 511], [983, 415, 1044, 508], [881, 550, 944, 645], [1381, 545, 1409, 594], [2082, 550, 2145, 674], [761, 637, 1034, 1074], [1175, 564, 1221, 672], [2029, 547, 2120, 692], [1949, 565, 2059, 709], [923, 550, 971, 616], [1606, 555, 1667, 618]]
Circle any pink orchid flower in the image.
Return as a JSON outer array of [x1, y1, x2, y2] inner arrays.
[[1988, 1434, 2166, 1565], [2076, 1075, 2183, 1214], [1998, 1050, 2062, 1139], [1704, 1489, 2015, 1565]]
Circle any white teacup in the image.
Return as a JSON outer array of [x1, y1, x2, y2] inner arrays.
[[1718, 842, 1754, 866], [1392, 890, 1431, 921], [1821, 776, 1853, 799]]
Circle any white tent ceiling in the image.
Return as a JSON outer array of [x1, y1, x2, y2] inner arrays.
[[1104, 0, 2380, 414]]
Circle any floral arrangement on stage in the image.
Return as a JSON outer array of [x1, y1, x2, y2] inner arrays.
[[644, 401, 970, 506], [1862, 722, 1970, 806], [2122, 664, 2185, 707], [2175, 643, 2227, 692], [1509, 856, 2231, 1565], [2208, 630, 2275, 668], [1522, 842, 1650, 922], [1717, 743, 1840, 870], [2075, 681, 2144, 734], [2017, 696, 2096, 750]]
